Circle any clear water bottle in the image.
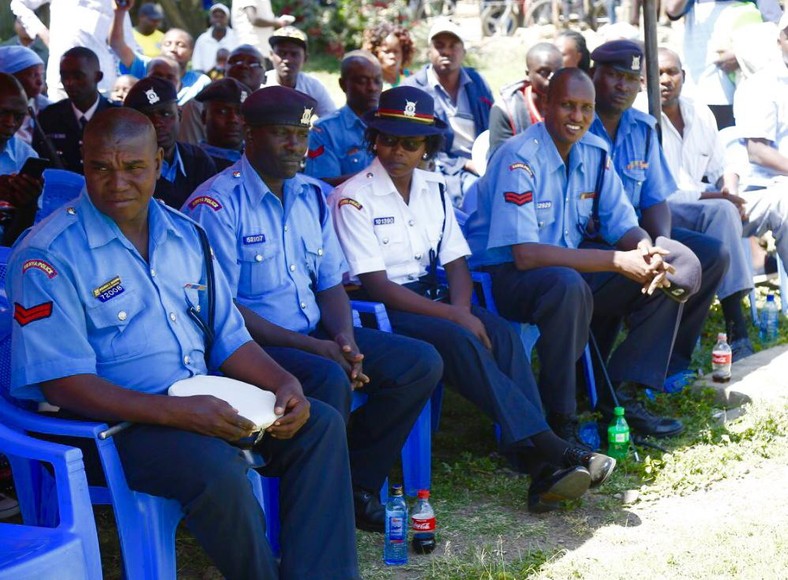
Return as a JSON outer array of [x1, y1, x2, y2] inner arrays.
[[384, 484, 408, 566], [760, 294, 779, 343], [607, 406, 629, 460], [711, 332, 732, 383], [411, 489, 436, 555]]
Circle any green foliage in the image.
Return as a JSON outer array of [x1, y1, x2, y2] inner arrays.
[[273, 0, 413, 57]]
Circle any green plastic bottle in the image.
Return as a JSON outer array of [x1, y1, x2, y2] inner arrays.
[[607, 406, 630, 460]]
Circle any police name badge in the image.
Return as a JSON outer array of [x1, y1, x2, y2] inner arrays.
[[93, 276, 125, 303]]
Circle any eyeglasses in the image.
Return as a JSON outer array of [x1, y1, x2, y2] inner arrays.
[[228, 60, 264, 68], [377, 134, 427, 152]]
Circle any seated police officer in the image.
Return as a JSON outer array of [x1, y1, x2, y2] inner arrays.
[[7, 107, 360, 580], [465, 68, 699, 441], [183, 86, 441, 532], [124, 76, 218, 209], [195, 77, 248, 171]]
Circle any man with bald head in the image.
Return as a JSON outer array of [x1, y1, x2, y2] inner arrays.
[[0, 72, 43, 245], [7, 106, 360, 579], [305, 50, 383, 185], [466, 68, 691, 442], [489, 42, 564, 155]]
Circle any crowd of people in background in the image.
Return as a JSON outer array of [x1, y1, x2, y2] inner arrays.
[[1, 0, 788, 576]]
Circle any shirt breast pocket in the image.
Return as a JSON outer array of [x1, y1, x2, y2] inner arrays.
[[239, 243, 279, 297], [535, 203, 557, 231], [85, 289, 148, 361], [302, 237, 325, 289], [373, 222, 407, 251], [622, 166, 646, 208]]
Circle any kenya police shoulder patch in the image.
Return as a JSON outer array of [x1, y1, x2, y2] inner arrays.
[[22, 259, 57, 279], [504, 191, 533, 206], [188, 196, 223, 211], [509, 162, 535, 178], [338, 198, 363, 210]]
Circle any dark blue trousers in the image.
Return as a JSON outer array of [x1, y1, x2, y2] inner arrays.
[[668, 227, 729, 374], [384, 305, 550, 450], [266, 326, 441, 492], [114, 399, 359, 580]]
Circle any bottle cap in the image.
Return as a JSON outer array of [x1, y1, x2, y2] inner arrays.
[[391, 484, 404, 496], [717, 332, 727, 341], [613, 406, 625, 416], [417, 489, 430, 499], [767, 294, 776, 302]]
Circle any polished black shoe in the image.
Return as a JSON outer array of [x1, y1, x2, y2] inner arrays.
[[563, 447, 616, 488], [353, 487, 385, 533], [527, 466, 591, 514], [603, 384, 684, 439]]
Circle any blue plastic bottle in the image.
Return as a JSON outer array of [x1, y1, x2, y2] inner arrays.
[[760, 294, 779, 343], [384, 484, 408, 566]]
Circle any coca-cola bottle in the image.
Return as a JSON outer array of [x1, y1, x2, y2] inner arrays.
[[410, 489, 436, 555]]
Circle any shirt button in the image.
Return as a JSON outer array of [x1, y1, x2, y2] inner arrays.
[[408, 219, 415, 226], [415, 253, 422, 260], [183, 355, 191, 365], [289, 264, 296, 272], [169, 312, 177, 322], [284, 225, 289, 232], [117, 311, 127, 321], [300, 302, 307, 309], [255, 254, 263, 262], [150, 269, 156, 277], [66, 207, 76, 215], [317, 248, 323, 256], [408, 274, 416, 280], [382, 237, 389, 244]]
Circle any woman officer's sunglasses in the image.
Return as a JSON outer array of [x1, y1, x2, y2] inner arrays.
[[377, 134, 427, 152]]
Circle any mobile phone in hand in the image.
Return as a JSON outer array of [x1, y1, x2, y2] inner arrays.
[[19, 157, 51, 180]]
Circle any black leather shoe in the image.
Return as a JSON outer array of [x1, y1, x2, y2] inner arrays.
[[353, 487, 385, 533], [527, 466, 591, 514], [547, 412, 591, 450], [602, 384, 684, 439], [563, 447, 616, 488]]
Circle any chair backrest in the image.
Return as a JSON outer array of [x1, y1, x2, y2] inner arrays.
[[471, 129, 490, 177], [37, 169, 85, 223]]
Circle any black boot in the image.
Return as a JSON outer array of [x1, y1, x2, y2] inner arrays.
[[600, 382, 684, 438], [547, 412, 590, 450], [353, 486, 385, 533]]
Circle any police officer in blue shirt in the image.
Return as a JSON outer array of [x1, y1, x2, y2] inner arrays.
[[183, 85, 441, 533], [8, 107, 360, 580], [465, 68, 695, 440], [588, 40, 729, 387], [304, 50, 382, 186], [194, 77, 249, 171]]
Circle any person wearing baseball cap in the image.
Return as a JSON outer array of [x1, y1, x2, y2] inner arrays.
[[587, 40, 725, 432], [195, 77, 249, 169], [183, 84, 442, 533], [124, 76, 217, 208], [133, 3, 165, 58], [264, 26, 337, 119], [401, 18, 493, 207], [192, 4, 240, 74]]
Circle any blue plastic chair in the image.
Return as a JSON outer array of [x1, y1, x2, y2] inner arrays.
[[36, 170, 85, 223], [0, 422, 102, 580], [0, 246, 270, 578]]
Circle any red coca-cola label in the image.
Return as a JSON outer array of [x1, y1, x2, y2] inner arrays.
[[412, 516, 436, 532], [712, 352, 731, 365]]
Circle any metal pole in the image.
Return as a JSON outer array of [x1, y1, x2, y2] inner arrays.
[[643, 0, 661, 142]]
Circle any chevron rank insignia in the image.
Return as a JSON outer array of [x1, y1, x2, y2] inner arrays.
[[14, 301, 53, 326], [504, 191, 533, 206]]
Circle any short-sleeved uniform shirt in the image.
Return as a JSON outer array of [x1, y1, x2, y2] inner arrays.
[[7, 192, 252, 402], [304, 105, 373, 180], [733, 61, 788, 185], [329, 157, 470, 285], [588, 109, 677, 214], [0, 134, 37, 177], [182, 156, 346, 335], [464, 122, 639, 268]]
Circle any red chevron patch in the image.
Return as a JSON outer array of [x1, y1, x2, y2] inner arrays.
[[503, 191, 533, 206], [307, 145, 325, 159], [13, 301, 53, 326]]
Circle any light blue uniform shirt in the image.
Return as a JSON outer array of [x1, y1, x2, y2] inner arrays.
[[7, 191, 252, 402], [0, 135, 37, 176], [183, 155, 346, 335], [588, 109, 677, 214], [304, 105, 372, 180], [160, 144, 185, 183], [465, 122, 640, 268]]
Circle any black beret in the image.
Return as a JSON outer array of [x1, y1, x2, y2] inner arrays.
[[590, 40, 643, 73], [241, 86, 317, 127], [655, 236, 702, 303], [196, 78, 251, 105], [124, 76, 177, 110]]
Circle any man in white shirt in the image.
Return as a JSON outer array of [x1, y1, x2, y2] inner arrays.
[[264, 26, 337, 119], [637, 47, 754, 359], [231, 0, 293, 62], [192, 4, 239, 73], [733, 13, 788, 281]]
